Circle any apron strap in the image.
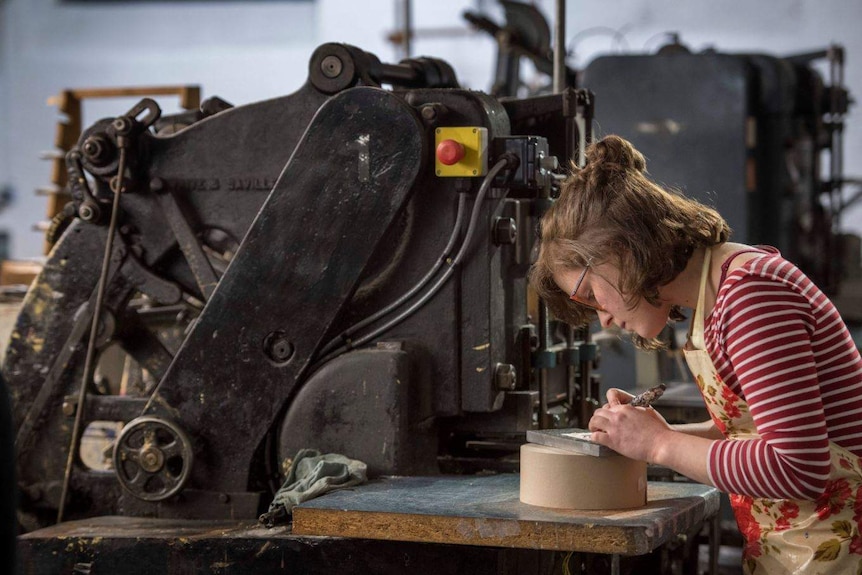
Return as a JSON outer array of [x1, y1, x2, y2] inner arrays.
[[687, 247, 712, 350]]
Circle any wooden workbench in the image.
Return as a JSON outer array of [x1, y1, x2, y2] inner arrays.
[[16, 474, 719, 574], [292, 473, 720, 556]]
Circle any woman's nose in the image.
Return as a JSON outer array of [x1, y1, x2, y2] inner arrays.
[[598, 310, 613, 329]]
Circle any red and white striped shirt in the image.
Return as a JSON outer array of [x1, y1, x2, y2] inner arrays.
[[703, 247, 862, 501]]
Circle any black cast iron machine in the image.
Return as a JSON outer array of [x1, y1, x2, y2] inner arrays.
[[4, 43, 597, 530]]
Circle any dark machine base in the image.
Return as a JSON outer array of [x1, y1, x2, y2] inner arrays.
[[17, 516, 672, 575]]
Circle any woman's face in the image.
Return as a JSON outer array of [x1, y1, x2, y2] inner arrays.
[[554, 263, 671, 340]]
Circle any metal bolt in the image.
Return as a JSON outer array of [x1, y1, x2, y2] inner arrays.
[[494, 363, 517, 391], [78, 204, 95, 221], [62, 400, 76, 417], [320, 55, 344, 78], [272, 339, 292, 360], [139, 446, 164, 473], [82, 135, 111, 166], [219, 493, 230, 504], [493, 217, 517, 245], [420, 105, 438, 122], [265, 332, 294, 363], [112, 116, 133, 135], [149, 177, 164, 193]]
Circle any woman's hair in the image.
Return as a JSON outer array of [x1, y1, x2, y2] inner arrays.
[[528, 135, 730, 349]]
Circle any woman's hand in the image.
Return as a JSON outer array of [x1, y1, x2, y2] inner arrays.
[[589, 388, 718, 485], [605, 387, 634, 407], [588, 403, 672, 463]]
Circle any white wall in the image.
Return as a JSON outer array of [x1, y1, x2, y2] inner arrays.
[[1, 0, 860, 259]]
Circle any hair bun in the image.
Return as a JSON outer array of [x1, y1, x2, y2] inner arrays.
[[585, 135, 646, 173]]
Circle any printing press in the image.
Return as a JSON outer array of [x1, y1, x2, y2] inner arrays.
[[4, 41, 688, 574], [4, 16, 854, 570]]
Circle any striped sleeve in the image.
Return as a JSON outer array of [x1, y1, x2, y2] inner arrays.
[[706, 272, 831, 500]]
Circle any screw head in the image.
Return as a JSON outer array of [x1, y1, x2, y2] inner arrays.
[[78, 205, 94, 220], [82, 138, 103, 158], [81, 135, 114, 167], [272, 339, 292, 360], [320, 55, 344, 78], [112, 116, 133, 134], [264, 331, 294, 363], [420, 105, 438, 122]]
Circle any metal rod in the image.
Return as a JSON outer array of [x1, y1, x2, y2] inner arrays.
[[565, 325, 575, 411], [375, 63, 421, 84], [538, 301, 551, 429], [831, 45, 845, 229], [783, 48, 830, 64], [709, 512, 720, 575], [399, 0, 412, 59], [553, 0, 566, 93], [578, 327, 592, 428], [57, 147, 127, 523]]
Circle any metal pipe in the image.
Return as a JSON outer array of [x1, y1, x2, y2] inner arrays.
[[578, 328, 592, 428], [399, 0, 412, 59], [375, 63, 421, 84], [709, 512, 720, 575], [553, 0, 566, 93], [538, 301, 551, 429], [783, 48, 830, 64], [831, 45, 845, 227], [565, 325, 575, 410]]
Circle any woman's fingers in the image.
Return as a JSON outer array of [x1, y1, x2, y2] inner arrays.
[[606, 388, 634, 407]]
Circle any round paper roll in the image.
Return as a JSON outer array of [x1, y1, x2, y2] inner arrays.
[[519, 443, 647, 510]]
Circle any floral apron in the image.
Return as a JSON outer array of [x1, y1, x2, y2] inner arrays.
[[683, 248, 862, 574]]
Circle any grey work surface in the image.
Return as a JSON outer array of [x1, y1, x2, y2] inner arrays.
[[292, 473, 720, 555], [525, 428, 616, 456]]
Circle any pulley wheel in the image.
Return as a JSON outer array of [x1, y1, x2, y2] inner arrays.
[[112, 416, 193, 502]]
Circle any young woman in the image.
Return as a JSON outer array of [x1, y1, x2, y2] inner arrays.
[[530, 135, 862, 574]]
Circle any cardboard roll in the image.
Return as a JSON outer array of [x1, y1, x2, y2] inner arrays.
[[519, 443, 647, 510]]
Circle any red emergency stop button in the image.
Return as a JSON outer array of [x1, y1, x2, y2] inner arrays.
[[436, 139, 466, 165]]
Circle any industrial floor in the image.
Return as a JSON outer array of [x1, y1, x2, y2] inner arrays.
[[701, 545, 744, 575]]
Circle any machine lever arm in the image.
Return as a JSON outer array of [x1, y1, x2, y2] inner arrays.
[[152, 179, 219, 302]]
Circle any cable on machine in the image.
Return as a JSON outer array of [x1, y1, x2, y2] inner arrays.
[[311, 156, 515, 369], [316, 190, 469, 359]]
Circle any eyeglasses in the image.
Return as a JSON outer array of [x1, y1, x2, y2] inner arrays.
[[569, 266, 605, 312]]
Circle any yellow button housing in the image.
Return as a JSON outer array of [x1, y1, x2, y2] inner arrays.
[[435, 127, 488, 177]]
